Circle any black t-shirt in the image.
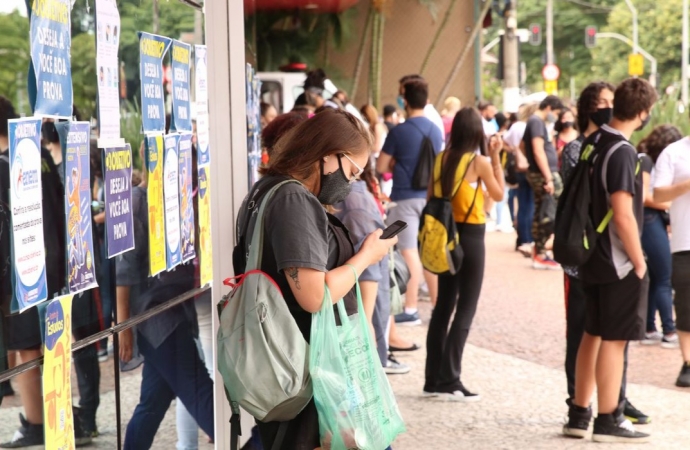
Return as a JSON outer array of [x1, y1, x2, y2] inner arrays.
[[580, 126, 644, 285], [523, 115, 558, 174], [236, 176, 357, 342], [639, 153, 654, 175]]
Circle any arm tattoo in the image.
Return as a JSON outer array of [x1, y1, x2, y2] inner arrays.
[[286, 267, 301, 290]]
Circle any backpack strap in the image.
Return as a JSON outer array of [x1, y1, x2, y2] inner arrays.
[[434, 152, 475, 200], [243, 178, 299, 271], [595, 142, 641, 233], [459, 157, 480, 230]]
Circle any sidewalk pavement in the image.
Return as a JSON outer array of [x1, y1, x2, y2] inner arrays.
[[388, 334, 689, 449]]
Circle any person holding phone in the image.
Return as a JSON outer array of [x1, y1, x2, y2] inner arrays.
[[423, 107, 505, 401]]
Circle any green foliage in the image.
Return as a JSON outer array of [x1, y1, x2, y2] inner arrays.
[[0, 11, 30, 115], [592, 0, 681, 88], [246, 8, 356, 72], [631, 94, 690, 145], [71, 33, 98, 120], [120, 99, 143, 169]]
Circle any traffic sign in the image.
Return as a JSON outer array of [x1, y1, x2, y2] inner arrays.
[[542, 64, 560, 81], [544, 80, 558, 95], [628, 54, 644, 76]]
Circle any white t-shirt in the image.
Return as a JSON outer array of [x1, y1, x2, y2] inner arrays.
[[654, 137, 690, 253], [424, 104, 446, 142], [503, 121, 527, 149]]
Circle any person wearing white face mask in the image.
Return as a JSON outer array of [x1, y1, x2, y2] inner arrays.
[[520, 95, 565, 270]]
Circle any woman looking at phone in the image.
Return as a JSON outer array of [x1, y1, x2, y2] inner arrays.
[[424, 107, 505, 401], [236, 108, 396, 449]]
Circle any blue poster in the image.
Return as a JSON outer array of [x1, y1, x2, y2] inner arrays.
[[139, 32, 172, 133], [56, 122, 98, 294], [103, 145, 135, 258], [163, 134, 181, 270], [8, 118, 48, 311], [178, 133, 195, 262], [29, 0, 73, 117], [171, 40, 192, 132]]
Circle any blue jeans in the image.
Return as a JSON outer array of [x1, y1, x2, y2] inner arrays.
[[640, 208, 675, 334], [515, 174, 534, 245], [508, 187, 518, 224], [124, 322, 215, 449]]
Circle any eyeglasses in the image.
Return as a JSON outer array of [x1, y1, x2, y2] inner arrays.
[[341, 154, 364, 183]]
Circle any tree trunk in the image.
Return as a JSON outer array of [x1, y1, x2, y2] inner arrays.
[[420, 0, 458, 75], [369, 11, 381, 105], [352, 7, 374, 99], [374, 13, 385, 110]]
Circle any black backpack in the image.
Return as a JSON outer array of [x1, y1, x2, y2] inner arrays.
[[553, 136, 631, 267], [409, 122, 436, 190]]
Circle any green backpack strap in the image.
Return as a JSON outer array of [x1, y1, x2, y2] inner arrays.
[[596, 155, 641, 234]]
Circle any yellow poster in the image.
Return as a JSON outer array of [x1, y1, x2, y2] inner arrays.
[[198, 165, 213, 286], [43, 294, 75, 450], [147, 135, 167, 276]]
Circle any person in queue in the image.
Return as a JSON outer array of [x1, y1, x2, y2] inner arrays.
[[237, 108, 396, 448], [424, 107, 505, 401]]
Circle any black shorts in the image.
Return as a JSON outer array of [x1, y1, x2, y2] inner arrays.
[[584, 270, 648, 341], [4, 307, 42, 351], [672, 251, 690, 332]]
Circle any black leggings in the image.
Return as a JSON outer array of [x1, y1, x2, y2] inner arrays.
[[425, 224, 485, 391]]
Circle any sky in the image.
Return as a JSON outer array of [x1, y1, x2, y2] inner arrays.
[[0, 0, 27, 15]]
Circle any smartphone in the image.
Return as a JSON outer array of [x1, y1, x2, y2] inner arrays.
[[380, 221, 408, 239]]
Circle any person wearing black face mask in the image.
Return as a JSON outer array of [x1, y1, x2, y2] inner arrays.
[[555, 108, 579, 158], [234, 108, 396, 449], [563, 78, 658, 443]]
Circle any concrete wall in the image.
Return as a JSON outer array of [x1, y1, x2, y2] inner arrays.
[[328, 0, 478, 111]]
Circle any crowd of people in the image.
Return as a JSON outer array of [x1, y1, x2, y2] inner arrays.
[[2, 62, 690, 448], [249, 69, 690, 447]]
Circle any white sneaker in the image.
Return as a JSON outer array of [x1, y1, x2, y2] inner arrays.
[[661, 333, 680, 349], [385, 354, 410, 375], [640, 331, 662, 345]]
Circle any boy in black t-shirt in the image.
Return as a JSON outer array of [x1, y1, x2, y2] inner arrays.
[[563, 79, 656, 443]]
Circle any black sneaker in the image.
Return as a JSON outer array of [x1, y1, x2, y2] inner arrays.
[[562, 403, 592, 439], [72, 407, 93, 447], [676, 362, 690, 387], [624, 399, 650, 425], [0, 414, 43, 448], [592, 414, 650, 443], [435, 383, 480, 402]]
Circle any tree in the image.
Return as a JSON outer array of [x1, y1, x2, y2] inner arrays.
[[71, 33, 98, 120], [592, 0, 681, 89], [0, 12, 30, 115]]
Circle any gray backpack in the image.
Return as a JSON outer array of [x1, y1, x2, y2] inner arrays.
[[217, 180, 312, 447]]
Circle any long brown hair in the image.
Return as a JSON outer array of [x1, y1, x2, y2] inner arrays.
[[360, 104, 379, 136], [262, 108, 373, 181], [442, 107, 486, 197], [638, 124, 682, 163]]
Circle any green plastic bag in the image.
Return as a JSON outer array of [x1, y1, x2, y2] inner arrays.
[[310, 281, 406, 450]]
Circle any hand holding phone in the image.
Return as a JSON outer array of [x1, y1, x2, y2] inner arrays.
[[380, 220, 408, 239]]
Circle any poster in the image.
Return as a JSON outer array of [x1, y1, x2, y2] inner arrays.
[[57, 121, 98, 294], [246, 64, 262, 188], [145, 135, 166, 276], [171, 40, 192, 132], [43, 294, 75, 450], [198, 166, 213, 286], [164, 134, 181, 270], [194, 45, 210, 167], [28, 0, 73, 117], [178, 133, 195, 263], [104, 145, 134, 258], [95, 0, 122, 142], [139, 32, 172, 133], [8, 118, 48, 311]]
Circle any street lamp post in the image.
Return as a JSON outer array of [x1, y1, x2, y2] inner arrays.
[[595, 32, 657, 87]]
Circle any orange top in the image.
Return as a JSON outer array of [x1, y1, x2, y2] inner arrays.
[[433, 151, 485, 224]]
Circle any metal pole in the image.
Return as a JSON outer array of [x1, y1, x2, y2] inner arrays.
[[595, 32, 658, 87], [624, 0, 638, 54], [546, 0, 554, 65], [683, 0, 689, 105], [503, 1, 520, 113]]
